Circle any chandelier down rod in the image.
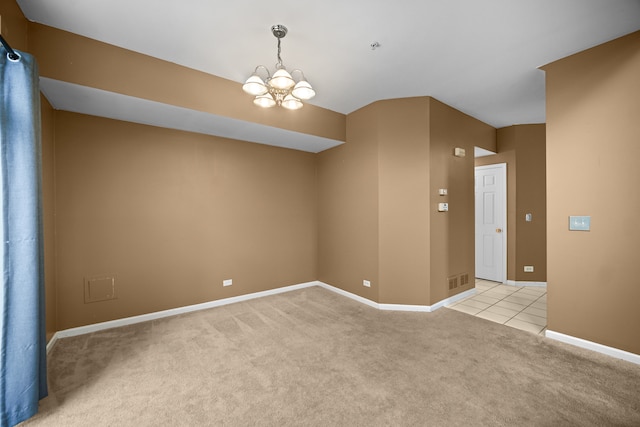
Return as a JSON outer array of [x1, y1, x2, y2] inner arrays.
[[0, 34, 20, 61]]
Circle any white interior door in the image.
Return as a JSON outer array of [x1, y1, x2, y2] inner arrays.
[[475, 164, 506, 282]]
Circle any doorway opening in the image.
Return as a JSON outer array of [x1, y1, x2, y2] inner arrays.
[[446, 161, 547, 335], [475, 163, 506, 283]]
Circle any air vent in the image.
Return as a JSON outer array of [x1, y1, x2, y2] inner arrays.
[[84, 276, 116, 303], [460, 273, 469, 286], [448, 276, 458, 290]]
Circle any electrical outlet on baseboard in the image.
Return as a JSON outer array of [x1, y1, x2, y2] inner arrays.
[[223, 279, 233, 287], [524, 266, 534, 273], [363, 280, 371, 288]]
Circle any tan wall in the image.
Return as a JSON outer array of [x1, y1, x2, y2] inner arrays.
[[514, 125, 546, 282], [318, 97, 495, 306], [543, 31, 640, 354], [378, 98, 430, 305], [317, 103, 379, 301], [474, 126, 497, 153], [0, 1, 28, 50], [475, 124, 546, 283], [54, 112, 317, 329], [28, 23, 346, 143], [429, 98, 495, 303]]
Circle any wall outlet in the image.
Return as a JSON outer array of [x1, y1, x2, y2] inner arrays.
[[223, 279, 233, 287], [524, 266, 534, 273], [363, 280, 371, 288]]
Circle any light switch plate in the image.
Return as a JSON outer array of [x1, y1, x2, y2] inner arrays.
[[569, 216, 590, 231]]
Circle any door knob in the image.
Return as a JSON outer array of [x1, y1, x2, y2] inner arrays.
[[496, 228, 502, 233]]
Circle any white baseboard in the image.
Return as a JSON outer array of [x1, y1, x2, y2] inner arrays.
[[505, 280, 547, 287], [48, 280, 639, 366], [47, 281, 319, 351], [431, 288, 477, 310], [48, 281, 478, 351], [45, 279, 531, 354], [378, 303, 432, 312], [315, 282, 380, 309], [46, 333, 59, 354], [545, 330, 640, 365], [317, 282, 476, 313], [47, 281, 640, 367]]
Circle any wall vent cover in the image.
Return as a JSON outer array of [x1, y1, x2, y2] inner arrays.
[[460, 273, 469, 286], [84, 276, 116, 303]]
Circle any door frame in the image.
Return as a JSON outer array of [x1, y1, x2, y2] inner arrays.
[[474, 163, 507, 283]]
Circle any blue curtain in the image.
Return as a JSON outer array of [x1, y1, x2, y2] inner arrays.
[[0, 47, 48, 427]]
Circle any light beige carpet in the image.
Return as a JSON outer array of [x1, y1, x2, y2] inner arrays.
[[22, 286, 640, 426]]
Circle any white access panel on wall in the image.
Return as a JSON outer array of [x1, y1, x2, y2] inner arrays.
[[475, 164, 507, 283]]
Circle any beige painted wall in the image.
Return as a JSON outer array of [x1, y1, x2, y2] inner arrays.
[[318, 97, 495, 306], [7, 0, 495, 333], [378, 98, 431, 305], [475, 124, 546, 283], [28, 23, 346, 143], [0, 1, 28, 50], [54, 112, 318, 329], [11, 6, 335, 331], [429, 99, 496, 303], [317, 104, 380, 301], [543, 31, 640, 354], [514, 125, 546, 282]]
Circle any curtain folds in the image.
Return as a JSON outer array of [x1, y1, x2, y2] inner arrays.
[[0, 47, 48, 426]]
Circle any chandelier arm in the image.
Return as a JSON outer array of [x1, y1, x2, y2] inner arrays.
[[253, 65, 271, 79], [290, 69, 306, 82]]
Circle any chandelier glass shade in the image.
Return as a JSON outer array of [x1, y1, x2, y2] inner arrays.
[[242, 25, 315, 110]]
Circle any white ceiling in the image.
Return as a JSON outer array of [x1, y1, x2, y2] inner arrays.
[[17, 0, 640, 151]]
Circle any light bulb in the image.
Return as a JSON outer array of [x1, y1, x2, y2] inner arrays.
[[292, 80, 315, 100], [254, 93, 276, 108], [269, 68, 295, 90], [281, 94, 303, 110]]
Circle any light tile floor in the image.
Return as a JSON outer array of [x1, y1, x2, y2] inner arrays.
[[447, 279, 547, 335]]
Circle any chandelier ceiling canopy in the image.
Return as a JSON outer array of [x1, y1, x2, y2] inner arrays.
[[242, 25, 315, 110]]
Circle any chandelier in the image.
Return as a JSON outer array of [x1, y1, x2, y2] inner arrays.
[[242, 25, 315, 110]]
